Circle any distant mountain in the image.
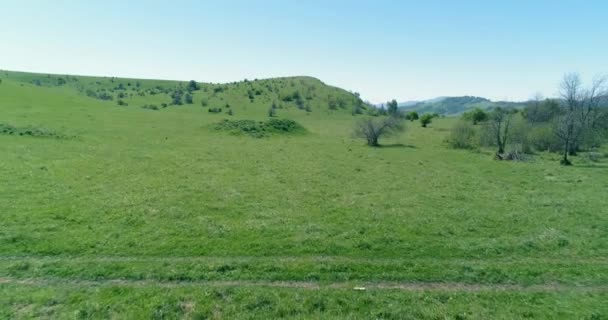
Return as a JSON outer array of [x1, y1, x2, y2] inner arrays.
[[399, 96, 525, 115]]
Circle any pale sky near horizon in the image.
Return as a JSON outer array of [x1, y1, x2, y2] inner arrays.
[[1, 0, 607, 103]]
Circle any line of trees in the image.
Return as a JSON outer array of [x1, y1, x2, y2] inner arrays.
[[448, 73, 608, 165]]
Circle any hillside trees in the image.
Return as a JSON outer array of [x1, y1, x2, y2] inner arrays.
[[555, 73, 607, 165]]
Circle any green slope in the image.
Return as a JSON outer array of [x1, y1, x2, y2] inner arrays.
[[401, 96, 525, 115], [0, 70, 367, 119], [1, 70, 607, 318]]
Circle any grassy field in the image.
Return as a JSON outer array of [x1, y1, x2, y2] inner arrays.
[[1, 71, 607, 319]]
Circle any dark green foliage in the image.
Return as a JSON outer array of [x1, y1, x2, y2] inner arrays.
[[171, 91, 183, 105], [268, 104, 277, 117], [187, 80, 200, 92], [420, 114, 433, 127], [387, 99, 399, 117], [462, 108, 489, 124], [208, 108, 222, 113], [185, 93, 193, 104], [405, 111, 419, 121], [0, 123, 64, 138], [200, 98, 209, 107], [141, 104, 159, 111], [523, 99, 561, 123], [85, 89, 97, 98], [98, 92, 113, 101], [117, 99, 128, 106], [215, 119, 306, 138]]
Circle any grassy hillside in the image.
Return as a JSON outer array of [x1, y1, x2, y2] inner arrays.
[[401, 96, 525, 115], [0, 70, 367, 119], [1, 71, 607, 319]]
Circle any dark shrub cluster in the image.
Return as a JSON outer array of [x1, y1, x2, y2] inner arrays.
[[215, 119, 306, 138], [141, 104, 160, 111], [0, 124, 65, 138]]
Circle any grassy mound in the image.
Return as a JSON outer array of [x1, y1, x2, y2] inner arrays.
[[214, 118, 306, 138]]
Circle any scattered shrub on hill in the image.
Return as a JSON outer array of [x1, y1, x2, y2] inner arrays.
[[117, 99, 128, 106], [215, 119, 306, 138], [0, 123, 65, 139], [227, 109, 233, 116], [141, 104, 159, 111], [98, 92, 113, 101], [201, 99, 209, 107], [185, 93, 193, 104], [209, 107, 223, 113], [171, 91, 183, 105], [187, 80, 199, 92], [85, 89, 97, 98], [268, 103, 277, 117]]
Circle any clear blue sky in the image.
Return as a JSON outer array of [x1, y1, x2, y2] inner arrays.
[[1, 0, 607, 102]]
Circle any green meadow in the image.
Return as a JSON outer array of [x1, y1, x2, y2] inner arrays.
[[1, 71, 607, 319]]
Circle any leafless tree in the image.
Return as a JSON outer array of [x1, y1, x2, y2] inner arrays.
[[486, 107, 514, 158], [555, 73, 607, 165], [353, 116, 405, 146]]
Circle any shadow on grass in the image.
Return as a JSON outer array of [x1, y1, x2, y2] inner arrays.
[[377, 143, 416, 149]]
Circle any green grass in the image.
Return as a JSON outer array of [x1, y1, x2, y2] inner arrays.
[[1, 70, 607, 318]]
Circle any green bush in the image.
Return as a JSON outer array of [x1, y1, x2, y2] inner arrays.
[[528, 124, 562, 152], [0, 123, 64, 138], [215, 119, 306, 138], [448, 120, 478, 149]]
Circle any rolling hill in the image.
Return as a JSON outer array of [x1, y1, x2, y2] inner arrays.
[[399, 96, 525, 115], [0, 70, 368, 119]]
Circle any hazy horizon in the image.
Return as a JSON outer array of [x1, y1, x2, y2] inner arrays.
[[2, 0, 607, 103]]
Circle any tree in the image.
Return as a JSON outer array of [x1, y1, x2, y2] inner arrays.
[[185, 93, 193, 104], [187, 80, 199, 92], [523, 98, 560, 123], [554, 73, 607, 165], [268, 103, 277, 117], [462, 108, 488, 125], [486, 107, 513, 157], [405, 111, 419, 121], [353, 116, 405, 146], [420, 114, 433, 127], [387, 99, 399, 117], [171, 91, 183, 105]]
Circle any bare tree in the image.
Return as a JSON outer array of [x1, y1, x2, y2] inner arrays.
[[555, 73, 607, 165], [353, 116, 405, 146], [487, 107, 513, 158]]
